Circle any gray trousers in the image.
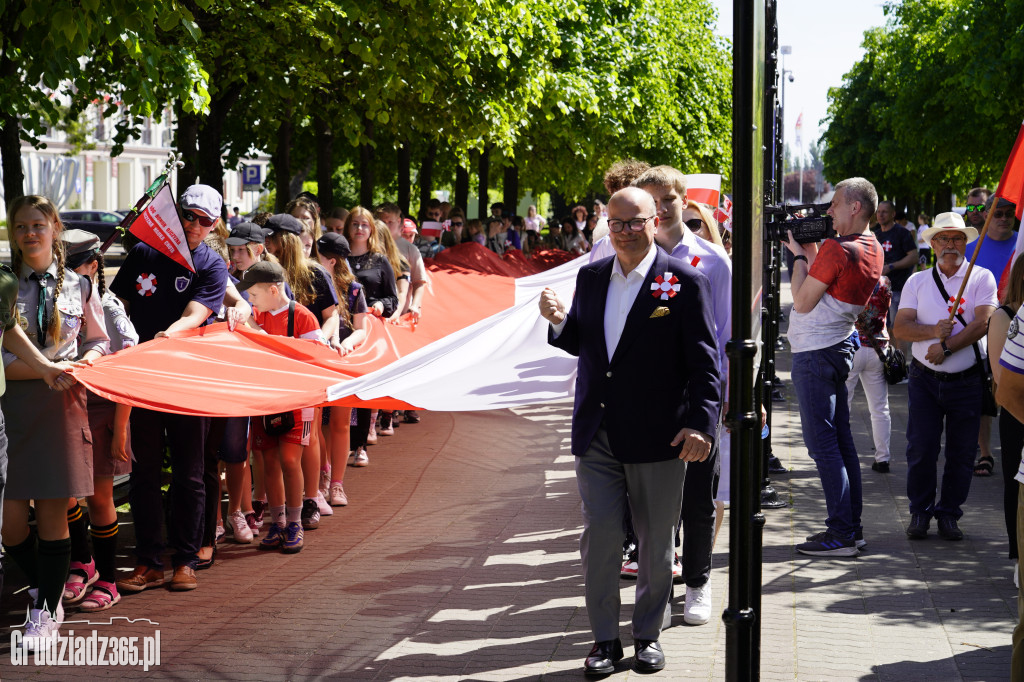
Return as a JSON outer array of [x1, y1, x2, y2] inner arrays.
[[576, 427, 686, 642]]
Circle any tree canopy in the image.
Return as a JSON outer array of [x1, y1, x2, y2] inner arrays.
[[821, 0, 1024, 208]]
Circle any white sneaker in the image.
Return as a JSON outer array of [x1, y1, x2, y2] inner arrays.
[[319, 467, 331, 500], [329, 483, 348, 506], [23, 602, 63, 651], [352, 448, 369, 467], [683, 584, 712, 625], [228, 510, 253, 544], [620, 551, 639, 578], [316, 491, 333, 516]]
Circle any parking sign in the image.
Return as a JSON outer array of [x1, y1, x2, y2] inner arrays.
[[242, 165, 262, 191]]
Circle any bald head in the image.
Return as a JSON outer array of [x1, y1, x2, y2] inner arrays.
[[609, 186, 657, 217]]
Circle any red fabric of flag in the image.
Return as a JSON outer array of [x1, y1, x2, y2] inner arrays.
[[996, 120, 1024, 219]]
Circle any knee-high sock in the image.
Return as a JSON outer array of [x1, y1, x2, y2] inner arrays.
[[2, 529, 38, 589], [89, 521, 119, 584], [67, 503, 91, 565], [36, 537, 71, 617]]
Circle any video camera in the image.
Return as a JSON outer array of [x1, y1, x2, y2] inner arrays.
[[765, 202, 835, 244]]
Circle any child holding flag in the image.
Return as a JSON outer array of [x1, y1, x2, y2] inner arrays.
[[238, 261, 327, 554]]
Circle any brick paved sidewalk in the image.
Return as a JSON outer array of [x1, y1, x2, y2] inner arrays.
[[0, 303, 1017, 680]]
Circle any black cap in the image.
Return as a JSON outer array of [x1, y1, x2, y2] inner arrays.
[[226, 222, 268, 246], [236, 261, 287, 292], [317, 232, 350, 258], [264, 213, 303, 235]]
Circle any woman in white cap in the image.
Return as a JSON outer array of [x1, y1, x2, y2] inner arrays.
[[2, 196, 109, 644]]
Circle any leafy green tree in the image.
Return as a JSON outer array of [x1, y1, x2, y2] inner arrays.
[[0, 0, 210, 201]]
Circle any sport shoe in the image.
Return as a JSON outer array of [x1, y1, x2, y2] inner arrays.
[[403, 410, 420, 424], [621, 549, 639, 579], [245, 511, 260, 534], [378, 424, 395, 436], [808, 530, 866, 549], [351, 447, 369, 467], [316, 491, 333, 516], [937, 516, 963, 541], [683, 583, 712, 625], [116, 566, 165, 593], [259, 524, 285, 550], [251, 499, 267, 529], [871, 461, 890, 473], [22, 603, 63, 651], [215, 522, 226, 544], [283, 522, 304, 553], [906, 513, 930, 539], [329, 483, 348, 507], [672, 553, 683, 582], [319, 467, 331, 499], [301, 498, 320, 530], [795, 530, 858, 557], [228, 510, 253, 544], [367, 422, 378, 445]]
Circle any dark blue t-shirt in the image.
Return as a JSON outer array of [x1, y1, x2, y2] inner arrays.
[[110, 242, 228, 342]]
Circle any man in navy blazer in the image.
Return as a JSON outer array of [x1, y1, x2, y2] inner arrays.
[[540, 187, 721, 675]]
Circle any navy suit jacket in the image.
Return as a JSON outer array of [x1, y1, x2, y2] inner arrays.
[[549, 247, 721, 464]]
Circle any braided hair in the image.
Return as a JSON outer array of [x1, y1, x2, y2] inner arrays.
[[7, 195, 66, 343]]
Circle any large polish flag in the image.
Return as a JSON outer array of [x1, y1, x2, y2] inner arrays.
[[686, 174, 721, 208], [995, 121, 1024, 296]]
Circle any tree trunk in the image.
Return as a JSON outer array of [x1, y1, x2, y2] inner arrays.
[[175, 101, 200, 189], [359, 119, 375, 208], [477, 145, 491, 219], [273, 111, 292, 212], [549, 190, 569, 220], [313, 114, 335, 210], [502, 161, 519, 215], [935, 185, 953, 214], [418, 142, 437, 220], [0, 113, 24, 202], [195, 85, 243, 209], [455, 162, 469, 214], [397, 141, 411, 216]]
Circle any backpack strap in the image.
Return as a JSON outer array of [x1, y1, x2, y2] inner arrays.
[[287, 299, 295, 338]]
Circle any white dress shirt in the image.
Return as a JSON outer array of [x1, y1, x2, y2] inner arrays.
[[551, 245, 658, 361]]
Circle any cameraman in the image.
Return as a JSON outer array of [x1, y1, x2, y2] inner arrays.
[[783, 177, 884, 557]]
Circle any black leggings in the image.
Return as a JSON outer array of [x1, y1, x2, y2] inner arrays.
[[351, 408, 372, 449], [1000, 408, 1024, 560]]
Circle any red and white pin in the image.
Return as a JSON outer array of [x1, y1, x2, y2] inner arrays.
[[136, 273, 158, 297], [651, 272, 680, 300]]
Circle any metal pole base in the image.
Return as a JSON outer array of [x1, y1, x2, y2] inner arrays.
[[760, 485, 788, 509]]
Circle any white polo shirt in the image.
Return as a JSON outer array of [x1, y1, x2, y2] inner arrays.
[[998, 303, 1024, 483], [899, 260, 998, 373]]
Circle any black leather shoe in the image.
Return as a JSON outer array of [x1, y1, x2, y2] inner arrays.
[[906, 513, 930, 539], [584, 639, 623, 676], [871, 461, 890, 473], [633, 639, 665, 673], [937, 516, 963, 541]]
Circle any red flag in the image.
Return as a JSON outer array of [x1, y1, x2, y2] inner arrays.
[[130, 184, 196, 272], [994, 120, 1024, 297]]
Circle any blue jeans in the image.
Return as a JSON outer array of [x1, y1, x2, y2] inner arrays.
[[905, 362, 982, 520], [791, 336, 861, 539]]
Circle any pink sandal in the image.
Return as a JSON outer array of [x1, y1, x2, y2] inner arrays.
[[80, 581, 120, 612], [63, 558, 98, 604]]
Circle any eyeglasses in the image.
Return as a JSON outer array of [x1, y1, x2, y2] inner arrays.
[[965, 204, 986, 212], [450, 221, 464, 227], [607, 216, 654, 233], [992, 210, 1016, 219], [181, 209, 217, 227], [685, 218, 705, 232], [932, 235, 967, 245]]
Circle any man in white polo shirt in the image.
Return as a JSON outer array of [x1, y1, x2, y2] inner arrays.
[[995, 306, 1024, 682], [894, 212, 998, 541]]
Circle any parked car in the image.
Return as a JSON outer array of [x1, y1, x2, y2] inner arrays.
[[59, 210, 125, 243]]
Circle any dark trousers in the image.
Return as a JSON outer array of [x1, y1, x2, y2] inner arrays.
[[128, 409, 209, 570], [1001, 408, 1024, 560], [679, 442, 720, 588], [351, 408, 371, 449], [905, 364, 982, 520], [201, 417, 248, 546]]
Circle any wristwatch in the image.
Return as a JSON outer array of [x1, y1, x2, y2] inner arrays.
[[941, 341, 952, 357]]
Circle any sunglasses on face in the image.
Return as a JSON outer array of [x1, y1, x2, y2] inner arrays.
[[965, 204, 986, 212], [993, 210, 1016, 219], [685, 218, 705, 232], [181, 209, 217, 227], [450, 221, 464, 227]]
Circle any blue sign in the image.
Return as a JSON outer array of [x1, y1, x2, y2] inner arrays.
[[242, 165, 262, 191]]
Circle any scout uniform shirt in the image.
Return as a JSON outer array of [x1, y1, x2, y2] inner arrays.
[[109, 241, 228, 342]]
